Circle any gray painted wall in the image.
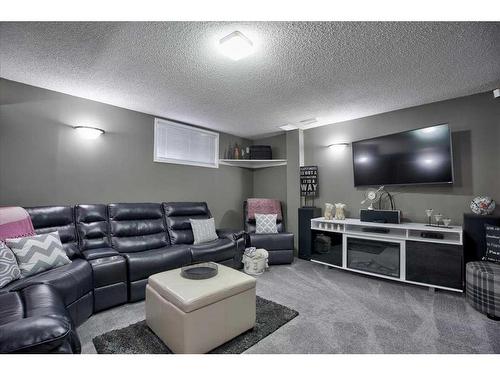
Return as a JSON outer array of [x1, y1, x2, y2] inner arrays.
[[3, 77, 497, 247], [0, 78, 253, 228], [303, 91, 500, 225]]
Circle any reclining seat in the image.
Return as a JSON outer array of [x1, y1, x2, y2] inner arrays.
[[163, 202, 243, 268], [108, 203, 191, 302], [0, 284, 81, 353], [75, 204, 127, 312], [244, 200, 294, 265], [5, 206, 93, 326]]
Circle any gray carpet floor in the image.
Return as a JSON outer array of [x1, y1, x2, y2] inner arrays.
[[78, 259, 500, 354]]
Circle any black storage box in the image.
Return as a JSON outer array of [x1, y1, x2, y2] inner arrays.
[[249, 145, 272, 160]]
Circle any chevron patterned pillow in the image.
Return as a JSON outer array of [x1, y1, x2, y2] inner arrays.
[[5, 232, 71, 278], [255, 213, 278, 234], [0, 242, 21, 288]]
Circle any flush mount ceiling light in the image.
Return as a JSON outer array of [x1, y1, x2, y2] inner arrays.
[[73, 126, 105, 139], [279, 124, 299, 131], [218, 31, 254, 61]]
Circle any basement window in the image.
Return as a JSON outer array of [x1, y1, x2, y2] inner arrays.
[[154, 118, 219, 168]]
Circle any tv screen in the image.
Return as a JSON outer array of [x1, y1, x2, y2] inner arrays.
[[352, 124, 454, 186]]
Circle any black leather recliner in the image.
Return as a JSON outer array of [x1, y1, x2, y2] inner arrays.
[[75, 204, 128, 312], [7, 206, 94, 326], [0, 284, 81, 353], [163, 202, 245, 268], [244, 200, 294, 265], [108, 202, 192, 302]]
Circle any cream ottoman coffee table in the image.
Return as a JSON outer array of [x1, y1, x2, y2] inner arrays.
[[145, 264, 256, 354]]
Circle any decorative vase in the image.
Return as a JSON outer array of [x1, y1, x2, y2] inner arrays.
[[334, 203, 346, 220], [470, 196, 496, 215], [324, 203, 334, 220]]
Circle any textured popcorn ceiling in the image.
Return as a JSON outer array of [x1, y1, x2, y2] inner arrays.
[[1, 22, 499, 138]]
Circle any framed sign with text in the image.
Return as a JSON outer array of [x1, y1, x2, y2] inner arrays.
[[300, 166, 318, 197]]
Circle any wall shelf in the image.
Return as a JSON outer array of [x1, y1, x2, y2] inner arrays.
[[219, 159, 287, 169]]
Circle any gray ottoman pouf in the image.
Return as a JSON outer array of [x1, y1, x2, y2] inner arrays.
[[466, 261, 500, 320]]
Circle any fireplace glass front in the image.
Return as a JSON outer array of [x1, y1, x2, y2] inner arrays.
[[346, 237, 400, 278]]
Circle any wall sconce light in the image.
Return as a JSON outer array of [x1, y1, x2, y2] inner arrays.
[[73, 126, 105, 139], [328, 142, 349, 151]]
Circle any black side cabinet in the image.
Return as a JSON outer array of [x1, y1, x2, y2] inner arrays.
[[298, 207, 322, 260], [463, 213, 500, 263], [406, 240, 463, 290]]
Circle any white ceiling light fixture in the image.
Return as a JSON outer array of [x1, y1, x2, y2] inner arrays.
[[279, 124, 299, 131], [218, 31, 254, 61], [73, 126, 105, 139], [328, 142, 349, 151]]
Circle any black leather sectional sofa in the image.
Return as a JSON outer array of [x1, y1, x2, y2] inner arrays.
[[0, 202, 244, 354]]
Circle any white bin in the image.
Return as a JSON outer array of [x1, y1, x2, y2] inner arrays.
[[242, 248, 269, 275]]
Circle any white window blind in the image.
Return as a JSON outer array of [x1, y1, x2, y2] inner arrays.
[[154, 118, 219, 168]]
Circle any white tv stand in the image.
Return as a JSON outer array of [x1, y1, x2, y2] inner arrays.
[[310, 217, 464, 292]]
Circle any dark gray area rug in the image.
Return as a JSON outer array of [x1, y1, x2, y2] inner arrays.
[[92, 296, 298, 354]]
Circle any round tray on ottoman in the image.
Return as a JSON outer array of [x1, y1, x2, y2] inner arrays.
[[181, 262, 218, 280]]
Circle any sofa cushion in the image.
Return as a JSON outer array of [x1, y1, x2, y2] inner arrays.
[[190, 218, 218, 244], [123, 246, 191, 282], [25, 206, 80, 259], [244, 200, 285, 234], [163, 202, 211, 245], [248, 232, 294, 250], [255, 213, 278, 234], [6, 232, 71, 278], [190, 238, 236, 263], [75, 204, 110, 251], [108, 203, 170, 253], [0, 243, 21, 288], [4, 258, 93, 307], [0, 284, 81, 353]]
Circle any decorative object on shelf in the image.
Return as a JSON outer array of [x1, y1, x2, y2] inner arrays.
[[425, 212, 452, 228], [334, 203, 346, 220], [314, 234, 331, 254], [180, 262, 218, 280], [249, 145, 272, 160], [242, 247, 269, 275], [470, 196, 496, 215], [361, 186, 382, 210], [233, 143, 240, 159], [300, 166, 318, 207], [434, 214, 443, 226], [425, 209, 434, 226], [324, 203, 334, 220], [361, 185, 395, 211]]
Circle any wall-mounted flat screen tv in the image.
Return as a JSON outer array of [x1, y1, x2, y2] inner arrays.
[[352, 124, 454, 186]]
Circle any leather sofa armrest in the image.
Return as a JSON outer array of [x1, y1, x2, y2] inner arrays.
[[81, 247, 120, 261], [216, 228, 245, 241], [0, 315, 80, 354]]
